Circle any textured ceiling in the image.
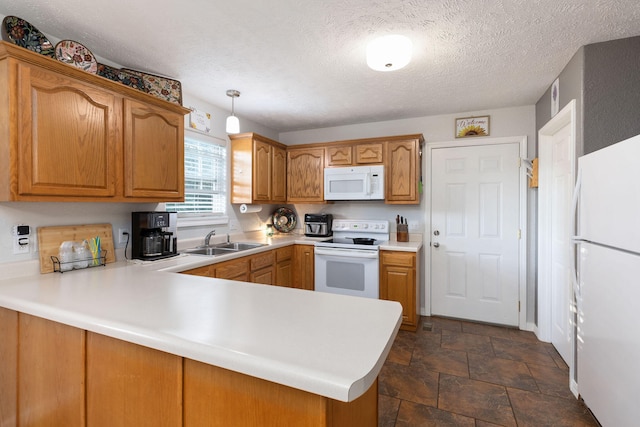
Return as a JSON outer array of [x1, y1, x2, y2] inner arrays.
[[2, 0, 640, 132]]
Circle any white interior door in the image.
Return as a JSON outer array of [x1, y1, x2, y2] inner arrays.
[[538, 100, 576, 375], [430, 143, 521, 326]]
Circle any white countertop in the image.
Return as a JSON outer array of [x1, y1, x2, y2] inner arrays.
[[0, 245, 402, 402]]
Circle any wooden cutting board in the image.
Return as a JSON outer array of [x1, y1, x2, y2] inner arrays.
[[37, 224, 116, 274]]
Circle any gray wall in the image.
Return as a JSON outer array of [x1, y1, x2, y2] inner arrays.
[[536, 36, 640, 155], [583, 36, 640, 153], [535, 47, 585, 156]]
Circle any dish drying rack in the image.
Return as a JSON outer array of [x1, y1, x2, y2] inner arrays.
[[51, 250, 108, 273]]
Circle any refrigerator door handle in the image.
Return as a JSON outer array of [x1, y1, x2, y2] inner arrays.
[[570, 167, 582, 299]]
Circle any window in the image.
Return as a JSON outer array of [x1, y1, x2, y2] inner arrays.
[[166, 133, 227, 221]]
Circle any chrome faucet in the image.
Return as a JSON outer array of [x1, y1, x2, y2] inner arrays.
[[204, 230, 216, 246]]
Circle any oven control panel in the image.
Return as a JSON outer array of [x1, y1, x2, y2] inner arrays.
[[331, 219, 389, 233]]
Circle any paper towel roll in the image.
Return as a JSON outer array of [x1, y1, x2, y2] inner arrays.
[[239, 204, 262, 214]]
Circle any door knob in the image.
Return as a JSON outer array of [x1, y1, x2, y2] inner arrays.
[[432, 242, 440, 248], [433, 230, 440, 236]]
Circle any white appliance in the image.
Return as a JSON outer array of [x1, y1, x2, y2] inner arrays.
[[573, 134, 640, 426], [324, 165, 384, 200], [314, 219, 389, 298]]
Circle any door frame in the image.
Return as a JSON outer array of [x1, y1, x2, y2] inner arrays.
[[536, 100, 577, 394], [423, 136, 529, 330], [536, 99, 576, 341]]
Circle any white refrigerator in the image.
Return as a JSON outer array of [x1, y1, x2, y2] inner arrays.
[[574, 134, 640, 426]]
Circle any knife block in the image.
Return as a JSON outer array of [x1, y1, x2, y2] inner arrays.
[[396, 224, 409, 242]]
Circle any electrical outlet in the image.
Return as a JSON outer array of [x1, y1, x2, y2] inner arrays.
[[118, 228, 130, 245], [12, 224, 30, 254], [408, 221, 421, 232]]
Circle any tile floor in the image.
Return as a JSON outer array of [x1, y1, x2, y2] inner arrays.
[[378, 316, 601, 426]]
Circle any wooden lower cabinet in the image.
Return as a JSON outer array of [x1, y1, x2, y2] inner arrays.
[[0, 309, 378, 426], [274, 246, 293, 287], [86, 333, 182, 427], [293, 244, 315, 290], [213, 257, 251, 281], [184, 359, 377, 427], [19, 314, 86, 426], [379, 251, 419, 331]]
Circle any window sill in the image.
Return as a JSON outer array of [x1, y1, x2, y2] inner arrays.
[[175, 215, 229, 229]]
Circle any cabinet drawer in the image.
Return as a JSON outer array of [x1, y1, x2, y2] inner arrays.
[[381, 251, 415, 267], [275, 246, 293, 262], [250, 251, 275, 271]]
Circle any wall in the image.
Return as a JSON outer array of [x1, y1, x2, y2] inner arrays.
[[536, 35, 640, 156], [583, 36, 640, 153], [279, 105, 537, 323]]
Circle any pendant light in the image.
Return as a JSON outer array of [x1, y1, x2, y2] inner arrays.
[[366, 35, 412, 72], [225, 89, 240, 134]]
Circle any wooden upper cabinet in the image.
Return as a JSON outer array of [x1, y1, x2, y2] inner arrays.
[[325, 145, 352, 166], [385, 136, 424, 204], [230, 132, 287, 204], [325, 142, 383, 167], [16, 62, 118, 198], [123, 99, 184, 200], [355, 143, 384, 164], [0, 42, 189, 202], [287, 147, 325, 203]]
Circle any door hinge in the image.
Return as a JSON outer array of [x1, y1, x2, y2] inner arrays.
[[518, 301, 521, 312], [518, 229, 521, 239]]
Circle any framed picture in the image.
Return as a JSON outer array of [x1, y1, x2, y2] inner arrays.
[[455, 116, 490, 138], [189, 108, 211, 134]]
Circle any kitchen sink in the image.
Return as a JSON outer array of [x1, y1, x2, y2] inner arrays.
[[211, 242, 266, 251], [183, 247, 237, 256], [183, 241, 266, 256]]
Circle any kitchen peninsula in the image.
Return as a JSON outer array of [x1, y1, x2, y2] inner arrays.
[[0, 258, 401, 426]]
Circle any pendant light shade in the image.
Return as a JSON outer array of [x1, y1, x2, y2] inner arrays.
[[225, 115, 239, 134], [225, 89, 240, 134], [366, 35, 412, 72]]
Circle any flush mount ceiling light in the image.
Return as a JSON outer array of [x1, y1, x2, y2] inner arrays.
[[366, 35, 413, 72], [225, 89, 240, 134]]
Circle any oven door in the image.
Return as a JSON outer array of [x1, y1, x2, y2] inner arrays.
[[314, 247, 379, 298]]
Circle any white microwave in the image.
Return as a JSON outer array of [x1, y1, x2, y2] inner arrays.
[[324, 165, 384, 200]]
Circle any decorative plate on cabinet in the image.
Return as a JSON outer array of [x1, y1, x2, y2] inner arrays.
[[97, 63, 146, 91], [55, 40, 98, 74], [122, 68, 183, 105], [1, 15, 55, 57], [272, 207, 297, 233]]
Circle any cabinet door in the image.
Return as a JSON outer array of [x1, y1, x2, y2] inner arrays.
[[19, 314, 86, 426], [386, 139, 420, 204], [213, 258, 250, 281], [275, 246, 293, 287], [253, 139, 272, 202], [271, 145, 287, 202], [380, 251, 417, 330], [287, 148, 324, 203], [251, 266, 274, 285], [181, 265, 212, 277], [17, 63, 118, 198], [123, 99, 184, 200], [355, 143, 384, 164], [293, 245, 314, 290], [325, 146, 352, 166]]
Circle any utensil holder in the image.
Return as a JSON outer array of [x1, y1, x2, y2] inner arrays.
[[396, 224, 409, 242]]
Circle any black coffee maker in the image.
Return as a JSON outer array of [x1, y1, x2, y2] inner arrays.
[[131, 212, 178, 261]]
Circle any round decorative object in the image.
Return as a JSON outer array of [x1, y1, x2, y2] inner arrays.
[[55, 40, 98, 74], [272, 207, 297, 233], [1, 16, 55, 57]]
